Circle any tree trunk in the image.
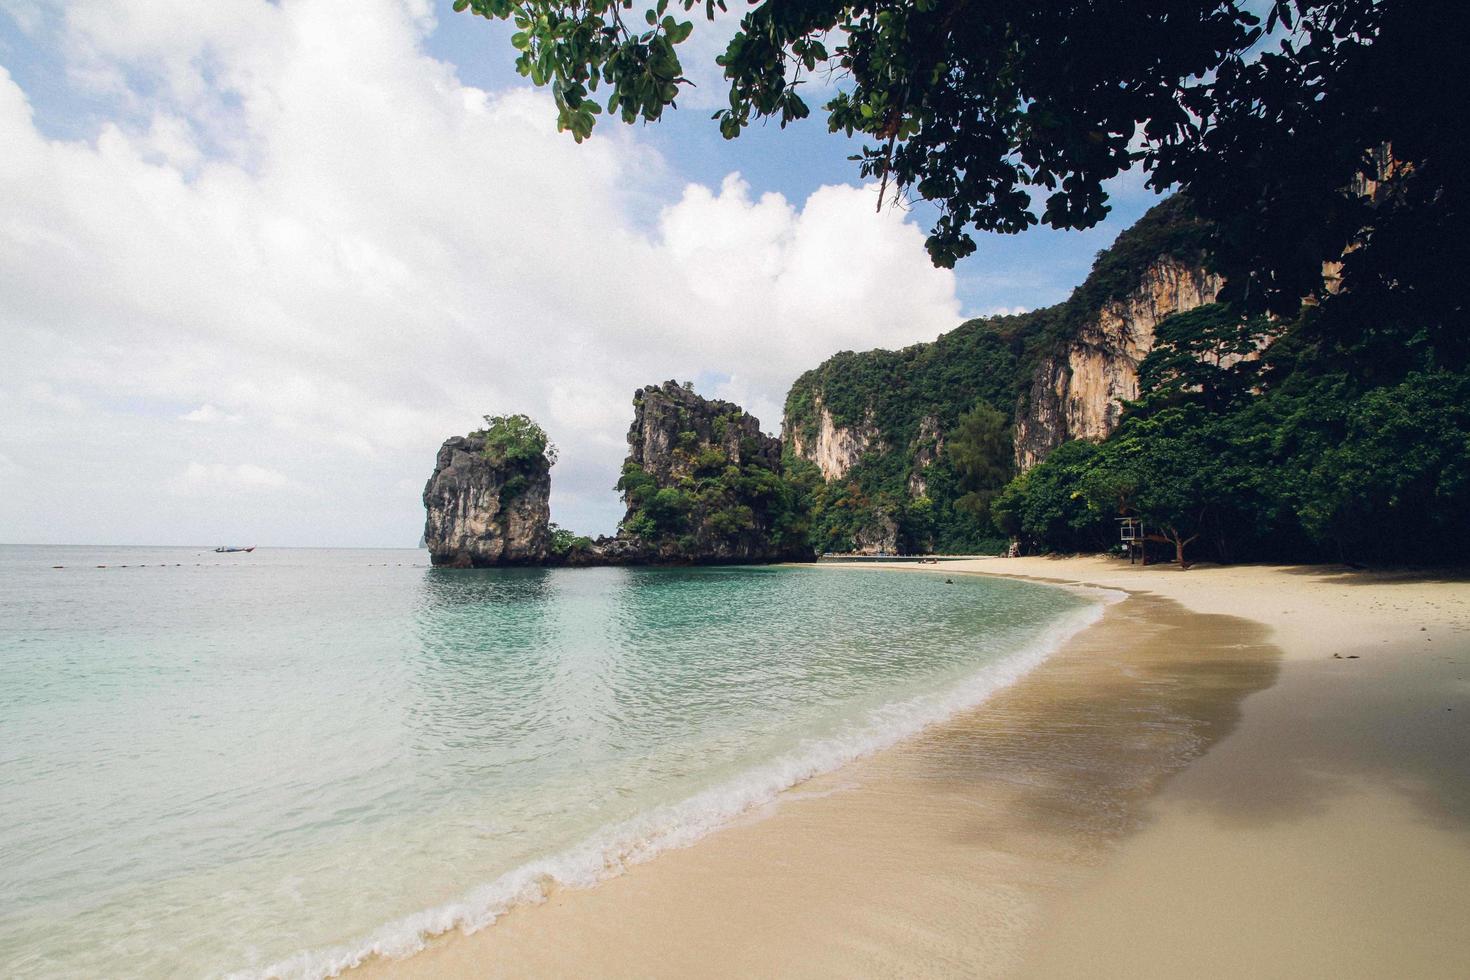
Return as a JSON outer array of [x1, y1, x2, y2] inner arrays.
[[1167, 530, 1200, 569]]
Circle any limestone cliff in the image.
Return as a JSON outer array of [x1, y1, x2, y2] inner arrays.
[[786, 395, 884, 482], [777, 194, 1215, 554], [422, 435, 551, 567], [1013, 257, 1221, 469], [624, 380, 781, 485], [906, 414, 944, 497], [613, 381, 814, 564], [851, 510, 899, 555]]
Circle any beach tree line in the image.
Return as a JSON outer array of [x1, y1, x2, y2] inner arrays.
[[991, 301, 1470, 566]]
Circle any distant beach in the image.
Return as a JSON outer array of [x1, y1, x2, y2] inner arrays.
[[360, 558, 1470, 979]]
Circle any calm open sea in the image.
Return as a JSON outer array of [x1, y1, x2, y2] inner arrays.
[[0, 545, 1102, 978]]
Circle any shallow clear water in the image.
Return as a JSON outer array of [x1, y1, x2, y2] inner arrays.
[[0, 546, 1098, 978]]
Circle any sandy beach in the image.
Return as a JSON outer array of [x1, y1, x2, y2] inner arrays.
[[359, 558, 1470, 979]]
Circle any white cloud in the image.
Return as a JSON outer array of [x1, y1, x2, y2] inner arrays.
[[0, 0, 961, 546], [174, 461, 292, 495], [669, 9, 743, 111], [180, 403, 242, 424]]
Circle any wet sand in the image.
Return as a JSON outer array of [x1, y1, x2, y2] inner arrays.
[[1001, 561, 1470, 979], [348, 558, 1470, 978]]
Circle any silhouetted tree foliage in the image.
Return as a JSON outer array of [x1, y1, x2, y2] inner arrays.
[[452, 1, 1463, 293]]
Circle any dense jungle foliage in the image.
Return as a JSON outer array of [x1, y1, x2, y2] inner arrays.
[[616, 434, 810, 556], [782, 196, 1211, 555], [993, 298, 1470, 567], [986, 0, 1470, 568], [790, 153, 1470, 566]]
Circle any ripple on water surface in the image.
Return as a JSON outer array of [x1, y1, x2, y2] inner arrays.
[[0, 547, 1099, 977]]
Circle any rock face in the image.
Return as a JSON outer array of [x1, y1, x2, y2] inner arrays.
[[422, 383, 814, 569], [625, 380, 781, 485], [787, 396, 884, 482], [1014, 257, 1221, 470], [614, 381, 814, 564], [422, 435, 551, 567], [906, 414, 944, 497], [851, 510, 899, 555]]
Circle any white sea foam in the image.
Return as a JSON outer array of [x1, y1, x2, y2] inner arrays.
[[240, 583, 1121, 980]]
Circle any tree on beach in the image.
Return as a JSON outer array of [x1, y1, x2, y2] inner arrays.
[[990, 440, 1103, 555], [1086, 409, 1220, 569]]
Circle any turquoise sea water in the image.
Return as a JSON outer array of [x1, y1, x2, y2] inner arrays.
[[0, 546, 1101, 978]]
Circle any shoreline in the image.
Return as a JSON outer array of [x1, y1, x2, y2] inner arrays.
[[353, 558, 1470, 979]]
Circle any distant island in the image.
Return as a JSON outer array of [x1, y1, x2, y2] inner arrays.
[[423, 381, 814, 567]]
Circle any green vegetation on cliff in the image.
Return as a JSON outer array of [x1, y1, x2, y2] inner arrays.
[[993, 300, 1470, 566], [474, 414, 558, 466], [469, 413, 558, 501], [617, 451, 808, 554], [615, 382, 814, 562], [783, 195, 1210, 554]]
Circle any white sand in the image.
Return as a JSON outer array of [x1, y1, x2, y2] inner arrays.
[[358, 558, 1470, 979]]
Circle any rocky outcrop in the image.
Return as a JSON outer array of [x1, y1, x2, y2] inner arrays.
[[423, 383, 815, 568], [851, 510, 899, 555], [787, 396, 883, 482], [624, 380, 781, 485], [906, 414, 944, 497], [422, 436, 550, 567], [1014, 257, 1222, 470], [613, 381, 814, 564]]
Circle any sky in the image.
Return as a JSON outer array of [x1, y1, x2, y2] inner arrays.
[[0, 0, 1164, 546]]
